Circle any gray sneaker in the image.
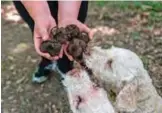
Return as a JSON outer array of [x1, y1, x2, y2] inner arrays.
[[32, 61, 65, 83]]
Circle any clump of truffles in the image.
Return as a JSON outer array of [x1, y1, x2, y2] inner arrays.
[[40, 40, 61, 56], [65, 24, 80, 40], [53, 27, 68, 43], [67, 38, 87, 61], [65, 25, 90, 61], [40, 24, 90, 62], [40, 25, 102, 87]]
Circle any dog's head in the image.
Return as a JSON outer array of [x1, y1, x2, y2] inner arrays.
[[84, 46, 153, 112], [83, 46, 145, 85]]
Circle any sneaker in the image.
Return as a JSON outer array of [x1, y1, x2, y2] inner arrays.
[[32, 61, 65, 83], [32, 62, 54, 83], [51, 61, 66, 79], [32, 66, 51, 83]]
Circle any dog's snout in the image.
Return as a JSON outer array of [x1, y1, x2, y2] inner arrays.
[[84, 48, 91, 56], [76, 95, 83, 109]]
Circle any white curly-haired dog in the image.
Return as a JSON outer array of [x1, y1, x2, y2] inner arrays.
[[62, 68, 115, 113], [83, 46, 162, 113]]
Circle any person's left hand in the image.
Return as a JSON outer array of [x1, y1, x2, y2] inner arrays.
[[58, 18, 94, 61], [59, 18, 93, 39]]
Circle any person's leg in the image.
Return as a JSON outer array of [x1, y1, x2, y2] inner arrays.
[[57, 1, 89, 74], [78, 1, 88, 23], [47, 1, 73, 74], [13, 1, 53, 83], [13, 1, 34, 31]]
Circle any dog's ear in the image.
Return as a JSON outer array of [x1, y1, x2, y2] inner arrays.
[[116, 79, 138, 112]]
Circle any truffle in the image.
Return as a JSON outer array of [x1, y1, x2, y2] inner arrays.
[[40, 40, 61, 56]]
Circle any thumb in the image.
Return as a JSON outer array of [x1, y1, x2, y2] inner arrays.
[[41, 29, 49, 41], [80, 24, 93, 39], [81, 24, 91, 33]]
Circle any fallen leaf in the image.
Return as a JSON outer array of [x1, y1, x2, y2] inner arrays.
[[16, 76, 26, 84], [153, 29, 162, 36], [12, 43, 29, 54], [92, 26, 120, 36]]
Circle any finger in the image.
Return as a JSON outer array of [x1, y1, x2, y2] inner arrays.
[[89, 30, 95, 39], [50, 45, 64, 60], [52, 56, 59, 60], [39, 52, 54, 60], [40, 29, 49, 41], [63, 44, 73, 61], [80, 24, 91, 33], [59, 45, 64, 58], [33, 33, 42, 55], [79, 23, 94, 39], [35, 39, 59, 61], [34, 28, 40, 38], [49, 24, 57, 35], [34, 35, 53, 60]]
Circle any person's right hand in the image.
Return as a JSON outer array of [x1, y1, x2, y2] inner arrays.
[[33, 16, 64, 60]]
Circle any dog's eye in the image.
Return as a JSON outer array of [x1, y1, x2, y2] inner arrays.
[[106, 59, 113, 69]]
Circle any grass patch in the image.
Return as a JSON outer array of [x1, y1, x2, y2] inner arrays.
[[1, 1, 11, 5], [140, 56, 149, 69], [148, 11, 162, 23], [95, 1, 162, 25], [131, 32, 141, 41], [95, 1, 162, 12]]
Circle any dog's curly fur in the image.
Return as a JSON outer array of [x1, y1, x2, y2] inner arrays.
[[83, 46, 162, 113], [62, 68, 115, 113]]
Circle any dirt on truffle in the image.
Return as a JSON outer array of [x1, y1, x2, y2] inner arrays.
[[40, 24, 90, 61]]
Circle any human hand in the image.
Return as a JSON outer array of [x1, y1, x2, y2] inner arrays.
[[33, 16, 63, 60], [59, 18, 93, 39], [58, 18, 94, 61]]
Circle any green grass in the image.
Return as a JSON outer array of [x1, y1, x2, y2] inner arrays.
[[1, 1, 11, 5], [131, 32, 141, 41], [140, 56, 149, 69], [95, 1, 162, 12], [95, 1, 162, 25]]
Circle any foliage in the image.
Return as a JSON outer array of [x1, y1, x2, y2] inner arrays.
[[96, 1, 162, 12]]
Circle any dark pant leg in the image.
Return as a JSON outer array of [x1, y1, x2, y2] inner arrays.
[[56, 1, 89, 73], [78, 1, 88, 23], [13, 1, 34, 31]]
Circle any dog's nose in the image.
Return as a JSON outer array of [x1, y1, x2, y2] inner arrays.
[[84, 48, 91, 56]]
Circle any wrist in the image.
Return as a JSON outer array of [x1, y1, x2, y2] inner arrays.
[[58, 17, 76, 27], [58, 1, 81, 23], [58, 14, 78, 23], [21, 1, 52, 23]]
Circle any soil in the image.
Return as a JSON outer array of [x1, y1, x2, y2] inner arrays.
[[1, 2, 162, 113]]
